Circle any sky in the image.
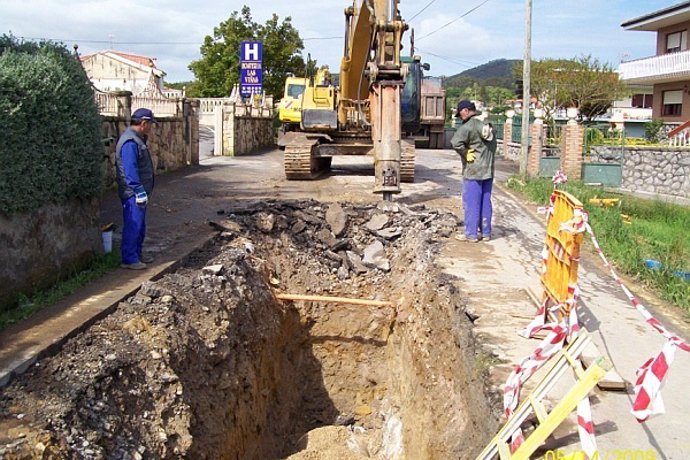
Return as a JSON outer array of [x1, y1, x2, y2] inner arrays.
[[0, 0, 677, 85]]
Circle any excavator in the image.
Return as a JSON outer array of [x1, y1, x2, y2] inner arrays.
[[278, 0, 420, 201]]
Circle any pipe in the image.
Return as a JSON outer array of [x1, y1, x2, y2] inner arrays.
[[275, 293, 394, 307]]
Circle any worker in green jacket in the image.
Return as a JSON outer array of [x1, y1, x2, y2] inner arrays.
[[450, 99, 497, 242]]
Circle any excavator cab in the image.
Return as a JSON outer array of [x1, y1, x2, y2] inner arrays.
[[401, 55, 428, 134], [278, 77, 307, 132], [301, 66, 338, 131]]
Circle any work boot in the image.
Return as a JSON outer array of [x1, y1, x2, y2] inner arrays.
[[121, 261, 147, 270], [140, 254, 154, 264], [454, 233, 479, 243]]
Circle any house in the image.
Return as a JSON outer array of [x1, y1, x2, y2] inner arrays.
[[80, 50, 166, 95], [619, 2, 690, 122]]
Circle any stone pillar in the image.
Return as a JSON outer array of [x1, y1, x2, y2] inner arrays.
[[113, 91, 133, 120], [223, 102, 236, 156], [187, 99, 200, 165], [503, 117, 513, 158], [561, 108, 585, 180], [527, 112, 544, 177], [561, 109, 584, 180]]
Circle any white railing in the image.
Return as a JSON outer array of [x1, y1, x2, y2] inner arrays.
[[666, 121, 690, 146], [619, 50, 690, 83], [610, 107, 653, 121], [131, 95, 179, 116], [198, 98, 235, 114], [94, 90, 179, 117], [197, 95, 274, 126], [94, 91, 120, 115]]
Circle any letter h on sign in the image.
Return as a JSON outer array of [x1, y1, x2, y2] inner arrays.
[[244, 43, 259, 61]]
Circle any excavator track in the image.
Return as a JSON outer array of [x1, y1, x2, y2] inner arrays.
[[283, 134, 332, 180], [400, 140, 416, 183]]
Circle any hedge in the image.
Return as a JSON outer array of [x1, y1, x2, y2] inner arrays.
[[0, 35, 103, 214]]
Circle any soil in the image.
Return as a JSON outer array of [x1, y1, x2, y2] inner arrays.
[[0, 198, 498, 459]]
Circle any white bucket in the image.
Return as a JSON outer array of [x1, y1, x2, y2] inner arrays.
[[102, 230, 113, 253]]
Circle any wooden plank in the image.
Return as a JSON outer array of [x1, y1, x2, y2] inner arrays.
[[581, 354, 627, 391]]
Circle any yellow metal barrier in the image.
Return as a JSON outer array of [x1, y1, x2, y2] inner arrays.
[[542, 190, 585, 320]]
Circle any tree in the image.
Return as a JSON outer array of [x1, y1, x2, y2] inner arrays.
[[188, 6, 307, 98], [527, 56, 630, 123]]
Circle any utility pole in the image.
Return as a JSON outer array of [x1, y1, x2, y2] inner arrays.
[[519, 0, 532, 176]]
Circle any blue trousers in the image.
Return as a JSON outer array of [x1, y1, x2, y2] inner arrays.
[[462, 178, 493, 239], [121, 196, 147, 264]]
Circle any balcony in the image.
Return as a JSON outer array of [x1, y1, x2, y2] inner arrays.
[[618, 50, 690, 84]]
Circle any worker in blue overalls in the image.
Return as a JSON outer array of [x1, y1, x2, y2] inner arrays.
[[115, 108, 157, 269]]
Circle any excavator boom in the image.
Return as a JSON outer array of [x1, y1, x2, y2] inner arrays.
[[281, 1, 414, 200]]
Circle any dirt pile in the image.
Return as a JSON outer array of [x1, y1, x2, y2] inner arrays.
[[0, 199, 498, 459]]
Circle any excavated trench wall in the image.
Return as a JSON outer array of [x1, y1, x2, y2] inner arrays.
[[0, 200, 498, 459]]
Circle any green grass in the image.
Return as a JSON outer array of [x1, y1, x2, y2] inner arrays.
[[0, 248, 122, 331], [506, 177, 690, 311]]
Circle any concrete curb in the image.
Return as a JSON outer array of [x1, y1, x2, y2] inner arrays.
[[0, 232, 216, 388]]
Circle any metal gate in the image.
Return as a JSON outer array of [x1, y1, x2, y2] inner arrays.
[[539, 122, 562, 177], [581, 124, 624, 186]]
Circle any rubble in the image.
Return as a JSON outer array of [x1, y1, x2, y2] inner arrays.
[[0, 199, 497, 459]]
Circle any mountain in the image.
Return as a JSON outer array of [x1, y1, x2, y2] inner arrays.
[[443, 58, 520, 89]]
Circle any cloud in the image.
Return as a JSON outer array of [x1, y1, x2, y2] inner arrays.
[[0, 0, 674, 83]]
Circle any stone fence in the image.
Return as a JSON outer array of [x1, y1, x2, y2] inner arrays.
[[101, 100, 200, 188], [0, 95, 200, 311], [499, 115, 690, 199], [214, 101, 275, 156], [591, 146, 690, 198]]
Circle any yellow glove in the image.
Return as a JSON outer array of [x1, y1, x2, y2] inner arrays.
[[466, 148, 477, 162]]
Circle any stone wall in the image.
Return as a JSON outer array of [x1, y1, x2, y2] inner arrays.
[[498, 140, 521, 162], [620, 147, 690, 198], [0, 103, 199, 311], [102, 107, 199, 188], [223, 116, 275, 156], [220, 104, 275, 156], [0, 198, 101, 311]]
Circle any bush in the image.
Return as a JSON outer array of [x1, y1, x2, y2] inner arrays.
[[0, 35, 103, 214], [644, 119, 665, 143]]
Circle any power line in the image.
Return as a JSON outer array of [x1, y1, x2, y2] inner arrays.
[[415, 47, 481, 69], [18, 34, 345, 45], [416, 0, 492, 41], [303, 36, 343, 41], [408, 0, 437, 22], [16, 36, 199, 45]]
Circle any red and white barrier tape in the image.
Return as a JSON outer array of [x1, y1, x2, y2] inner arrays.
[[504, 321, 570, 451], [584, 222, 690, 422], [577, 396, 597, 458]]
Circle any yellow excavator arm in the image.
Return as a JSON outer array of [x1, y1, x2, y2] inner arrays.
[[340, 0, 408, 198], [281, 1, 413, 200]]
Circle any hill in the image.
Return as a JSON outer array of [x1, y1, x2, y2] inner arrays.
[[444, 58, 520, 89]]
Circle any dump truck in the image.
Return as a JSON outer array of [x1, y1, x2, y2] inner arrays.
[[419, 77, 446, 149], [278, 0, 421, 201]]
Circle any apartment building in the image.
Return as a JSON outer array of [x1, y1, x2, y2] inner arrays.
[[619, 2, 690, 122]]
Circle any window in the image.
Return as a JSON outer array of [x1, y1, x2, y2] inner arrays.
[[662, 90, 683, 116], [632, 94, 653, 108], [287, 84, 305, 98], [666, 30, 688, 53]]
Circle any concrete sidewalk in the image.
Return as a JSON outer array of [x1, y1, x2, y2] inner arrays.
[[440, 155, 690, 459]]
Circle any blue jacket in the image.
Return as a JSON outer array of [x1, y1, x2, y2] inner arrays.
[[115, 127, 154, 201]]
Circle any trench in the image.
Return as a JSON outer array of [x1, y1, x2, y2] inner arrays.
[[0, 200, 498, 459]]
